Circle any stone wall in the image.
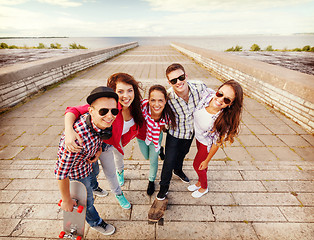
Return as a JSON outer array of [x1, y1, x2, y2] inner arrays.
[[0, 42, 138, 110], [171, 42, 314, 134]]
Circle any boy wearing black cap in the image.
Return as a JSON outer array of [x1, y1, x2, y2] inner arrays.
[[55, 86, 119, 236]]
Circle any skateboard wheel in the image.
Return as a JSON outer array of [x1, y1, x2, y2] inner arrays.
[[59, 231, 65, 238], [77, 205, 84, 213], [76, 236, 82, 240], [58, 200, 62, 207]]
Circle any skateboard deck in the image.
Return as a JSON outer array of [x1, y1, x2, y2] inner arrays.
[[148, 198, 168, 225], [58, 181, 87, 240]]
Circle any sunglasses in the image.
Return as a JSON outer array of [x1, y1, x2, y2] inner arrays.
[[169, 74, 185, 85], [216, 91, 232, 105], [96, 107, 119, 116]]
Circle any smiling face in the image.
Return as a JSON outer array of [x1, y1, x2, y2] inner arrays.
[[89, 97, 117, 129], [115, 82, 135, 109], [167, 69, 188, 96], [210, 84, 236, 112], [149, 90, 167, 118]]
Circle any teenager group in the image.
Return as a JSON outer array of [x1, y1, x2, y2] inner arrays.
[[55, 63, 244, 236]]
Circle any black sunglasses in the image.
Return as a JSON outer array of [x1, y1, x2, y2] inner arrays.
[[97, 108, 119, 116], [216, 91, 232, 105], [169, 74, 185, 85]]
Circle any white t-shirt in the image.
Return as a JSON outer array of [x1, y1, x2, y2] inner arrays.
[[122, 118, 135, 135], [194, 107, 215, 146]]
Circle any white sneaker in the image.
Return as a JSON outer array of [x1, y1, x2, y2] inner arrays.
[[191, 188, 208, 198], [187, 184, 201, 192]]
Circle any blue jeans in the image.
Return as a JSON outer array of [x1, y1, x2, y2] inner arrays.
[[137, 132, 163, 181], [90, 161, 100, 190], [74, 174, 102, 227], [159, 133, 193, 186]]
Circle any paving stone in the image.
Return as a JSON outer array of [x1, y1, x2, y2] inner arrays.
[[11, 219, 62, 238], [168, 192, 235, 206], [223, 147, 254, 161], [296, 193, 314, 206], [246, 124, 273, 134], [253, 223, 314, 240], [277, 135, 311, 147], [233, 192, 300, 206], [241, 170, 314, 181], [14, 146, 46, 160], [256, 134, 287, 147], [293, 146, 314, 161], [0, 146, 24, 159], [156, 222, 259, 240], [246, 147, 278, 161], [210, 180, 267, 192], [267, 146, 303, 161], [262, 180, 314, 192], [0, 219, 20, 236], [85, 220, 155, 239], [213, 206, 286, 222], [238, 135, 265, 147], [280, 207, 314, 222], [12, 190, 60, 204], [0, 190, 18, 202]]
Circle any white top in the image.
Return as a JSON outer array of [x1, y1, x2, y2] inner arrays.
[[122, 118, 135, 135], [194, 107, 216, 146]]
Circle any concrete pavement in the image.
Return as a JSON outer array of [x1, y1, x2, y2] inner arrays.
[[0, 45, 313, 239]]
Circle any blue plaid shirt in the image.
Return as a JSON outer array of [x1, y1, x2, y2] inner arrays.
[[55, 113, 102, 180]]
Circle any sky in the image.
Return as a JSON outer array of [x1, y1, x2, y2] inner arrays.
[[0, 0, 314, 37]]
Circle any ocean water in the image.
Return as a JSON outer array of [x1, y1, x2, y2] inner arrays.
[[1, 35, 314, 51]]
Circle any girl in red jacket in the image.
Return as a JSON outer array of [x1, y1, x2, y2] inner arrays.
[[64, 73, 145, 209]]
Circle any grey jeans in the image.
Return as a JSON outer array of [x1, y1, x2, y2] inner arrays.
[[99, 145, 123, 195]]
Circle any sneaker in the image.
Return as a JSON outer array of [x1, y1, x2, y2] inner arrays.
[[191, 188, 208, 198], [156, 185, 169, 200], [173, 170, 190, 183], [147, 181, 155, 196], [93, 187, 109, 197], [116, 192, 131, 209], [92, 220, 115, 235], [188, 184, 201, 192], [159, 146, 165, 160], [117, 170, 124, 186]]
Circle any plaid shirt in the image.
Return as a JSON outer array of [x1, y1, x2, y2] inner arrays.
[[55, 113, 102, 180], [167, 80, 207, 139]]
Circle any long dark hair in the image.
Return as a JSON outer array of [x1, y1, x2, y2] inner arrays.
[[107, 73, 145, 128], [213, 80, 243, 145], [148, 84, 177, 129]]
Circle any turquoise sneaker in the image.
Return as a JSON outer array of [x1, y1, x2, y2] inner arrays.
[[117, 170, 124, 186], [116, 192, 131, 209]]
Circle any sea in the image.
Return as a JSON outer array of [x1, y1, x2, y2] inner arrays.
[[1, 35, 314, 75], [1, 35, 314, 51]]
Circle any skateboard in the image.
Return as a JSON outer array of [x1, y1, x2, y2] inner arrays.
[[148, 198, 168, 225], [58, 181, 87, 240]]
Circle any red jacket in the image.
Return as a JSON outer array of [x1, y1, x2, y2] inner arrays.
[[65, 102, 141, 155]]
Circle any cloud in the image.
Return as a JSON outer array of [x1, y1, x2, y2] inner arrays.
[[143, 0, 313, 12], [37, 0, 82, 7]]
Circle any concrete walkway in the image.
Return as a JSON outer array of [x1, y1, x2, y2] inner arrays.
[[0, 45, 313, 240]]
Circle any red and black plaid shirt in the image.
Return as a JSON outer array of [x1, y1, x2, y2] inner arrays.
[[55, 113, 102, 180]]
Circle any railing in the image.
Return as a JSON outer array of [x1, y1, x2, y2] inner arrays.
[[0, 42, 138, 110], [171, 42, 314, 133]]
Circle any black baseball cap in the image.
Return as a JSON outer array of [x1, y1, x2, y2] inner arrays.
[[87, 86, 118, 105]]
